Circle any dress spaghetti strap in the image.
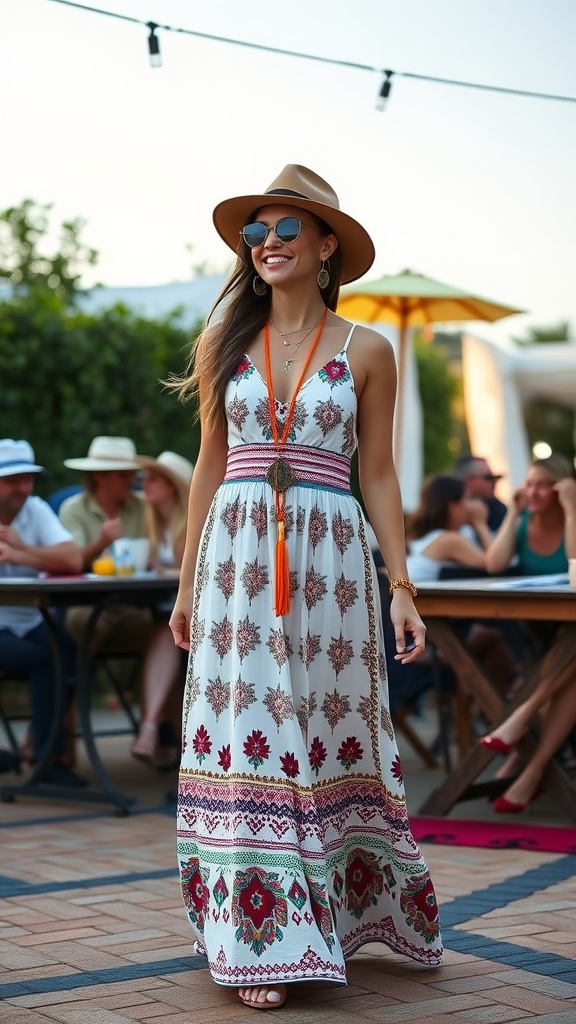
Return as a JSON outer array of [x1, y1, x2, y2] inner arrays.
[[343, 324, 356, 352]]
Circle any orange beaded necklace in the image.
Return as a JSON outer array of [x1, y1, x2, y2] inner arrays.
[[263, 307, 328, 615]]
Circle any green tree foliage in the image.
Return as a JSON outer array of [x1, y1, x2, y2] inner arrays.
[[0, 287, 201, 496], [512, 321, 571, 346], [0, 198, 201, 495], [413, 334, 459, 474], [0, 200, 99, 304]]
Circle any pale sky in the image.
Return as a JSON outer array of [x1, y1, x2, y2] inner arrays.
[[3, 0, 576, 346]]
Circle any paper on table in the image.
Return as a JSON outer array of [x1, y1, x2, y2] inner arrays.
[[490, 573, 569, 589]]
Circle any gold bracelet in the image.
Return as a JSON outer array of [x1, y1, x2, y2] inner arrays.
[[389, 577, 418, 598]]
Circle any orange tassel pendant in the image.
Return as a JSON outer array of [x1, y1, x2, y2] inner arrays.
[[274, 519, 290, 616]]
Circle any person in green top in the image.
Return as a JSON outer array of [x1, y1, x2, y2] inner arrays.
[[481, 454, 576, 812], [59, 436, 151, 654]]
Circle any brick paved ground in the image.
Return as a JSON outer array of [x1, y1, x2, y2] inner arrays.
[[1, 716, 575, 1023]]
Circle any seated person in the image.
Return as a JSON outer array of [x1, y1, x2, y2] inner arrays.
[[481, 454, 576, 812], [453, 453, 507, 534], [59, 435, 152, 653], [130, 451, 194, 767], [0, 439, 84, 786], [406, 473, 520, 698], [486, 454, 576, 578], [406, 474, 492, 580]]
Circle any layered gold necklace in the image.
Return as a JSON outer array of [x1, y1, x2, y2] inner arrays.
[[269, 311, 326, 373]]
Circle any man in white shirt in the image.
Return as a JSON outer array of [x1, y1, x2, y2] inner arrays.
[[0, 439, 84, 786]]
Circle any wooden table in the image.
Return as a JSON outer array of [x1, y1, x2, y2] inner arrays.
[[414, 578, 576, 821], [0, 573, 179, 814]]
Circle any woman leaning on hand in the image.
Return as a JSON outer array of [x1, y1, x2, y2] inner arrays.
[[169, 165, 442, 1010], [481, 454, 576, 813]]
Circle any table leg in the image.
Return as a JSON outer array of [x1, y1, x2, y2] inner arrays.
[[418, 620, 576, 821], [74, 599, 135, 814]]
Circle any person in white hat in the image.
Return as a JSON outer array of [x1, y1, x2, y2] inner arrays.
[[59, 436, 151, 654], [0, 439, 85, 786], [60, 436, 146, 568], [131, 451, 194, 767], [167, 165, 442, 1009]]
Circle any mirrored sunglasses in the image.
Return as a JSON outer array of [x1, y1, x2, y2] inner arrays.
[[240, 216, 320, 249]]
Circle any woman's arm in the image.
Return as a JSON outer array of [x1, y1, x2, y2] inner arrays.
[[0, 538, 82, 574], [423, 530, 488, 568], [555, 477, 576, 560], [169, 415, 228, 649], [485, 488, 525, 574], [352, 326, 425, 662]]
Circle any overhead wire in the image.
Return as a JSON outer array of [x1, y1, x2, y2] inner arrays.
[[44, 0, 576, 105]]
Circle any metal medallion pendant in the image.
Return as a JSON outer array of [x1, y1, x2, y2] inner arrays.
[[267, 457, 293, 493]]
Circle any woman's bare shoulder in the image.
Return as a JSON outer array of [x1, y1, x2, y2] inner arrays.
[[338, 318, 394, 355]]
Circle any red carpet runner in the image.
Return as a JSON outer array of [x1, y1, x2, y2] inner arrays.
[[411, 817, 576, 854]]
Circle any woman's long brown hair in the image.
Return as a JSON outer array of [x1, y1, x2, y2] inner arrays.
[[406, 475, 465, 540], [172, 212, 343, 434]]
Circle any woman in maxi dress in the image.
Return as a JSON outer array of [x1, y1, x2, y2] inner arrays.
[[170, 165, 443, 1011]]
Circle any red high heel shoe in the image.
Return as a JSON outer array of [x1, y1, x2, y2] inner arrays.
[[493, 786, 544, 814], [478, 735, 514, 755]]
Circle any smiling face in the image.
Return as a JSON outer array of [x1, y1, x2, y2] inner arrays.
[[463, 458, 498, 501], [90, 469, 135, 504], [524, 465, 558, 513], [249, 203, 337, 289], [142, 468, 177, 508], [0, 473, 35, 523]]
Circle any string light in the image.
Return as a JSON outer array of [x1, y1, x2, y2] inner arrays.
[[44, 0, 576, 106], [147, 21, 161, 68], [376, 70, 393, 111]]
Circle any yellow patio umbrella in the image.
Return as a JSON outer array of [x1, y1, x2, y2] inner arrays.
[[337, 268, 523, 462]]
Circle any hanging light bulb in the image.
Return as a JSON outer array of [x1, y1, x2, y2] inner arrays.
[[147, 22, 162, 68], [376, 70, 393, 111]]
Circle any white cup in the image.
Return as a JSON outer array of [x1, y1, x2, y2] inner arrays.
[[569, 559, 576, 588], [112, 538, 150, 573], [126, 538, 150, 572]]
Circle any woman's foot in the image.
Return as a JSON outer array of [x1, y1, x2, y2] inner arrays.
[[238, 985, 287, 1010], [479, 713, 529, 754], [479, 735, 514, 755], [131, 722, 157, 765], [493, 785, 544, 814], [493, 763, 545, 813]]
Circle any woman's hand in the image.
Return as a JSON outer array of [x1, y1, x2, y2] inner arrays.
[[390, 590, 426, 664], [554, 477, 576, 514], [511, 485, 527, 515], [466, 497, 489, 529], [169, 598, 191, 651]]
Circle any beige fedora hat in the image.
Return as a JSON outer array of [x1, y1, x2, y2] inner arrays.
[[136, 451, 194, 492], [213, 164, 375, 285], [64, 436, 140, 472]]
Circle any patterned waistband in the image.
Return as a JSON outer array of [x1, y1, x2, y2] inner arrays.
[[224, 443, 351, 493]]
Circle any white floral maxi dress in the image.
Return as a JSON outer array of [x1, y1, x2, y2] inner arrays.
[[177, 326, 443, 987]]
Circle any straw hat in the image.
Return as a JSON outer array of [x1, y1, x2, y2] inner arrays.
[[136, 451, 194, 493], [0, 439, 44, 478], [212, 164, 375, 285], [64, 436, 140, 472]]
